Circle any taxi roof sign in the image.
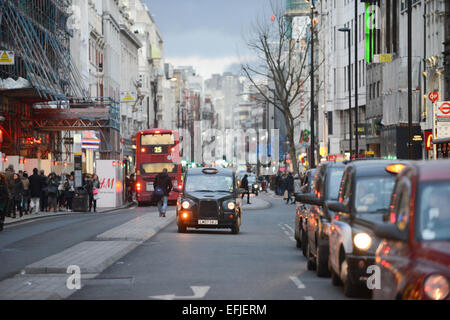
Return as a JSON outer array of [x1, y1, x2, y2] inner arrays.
[[202, 167, 219, 174], [0, 51, 14, 65], [385, 164, 406, 174]]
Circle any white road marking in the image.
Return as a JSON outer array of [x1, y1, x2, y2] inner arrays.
[[289, 237, 295, 242], [284, 224, 295, 234], [304, 296, 314, 300], [289, 276, 306, 289], [149, 286, 210, 300], [284, 230, 291, 237]]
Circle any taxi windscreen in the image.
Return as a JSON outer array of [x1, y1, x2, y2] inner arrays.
[[141, 133, 175, 146], [354, 177, 395, 213], [417, 181, 450, 241], [141, 163, 177, 174], [327, 168, 344, 200], [185, 175, 234, 193]]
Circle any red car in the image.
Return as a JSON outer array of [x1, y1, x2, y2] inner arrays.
[[373, 160, 450, 300]]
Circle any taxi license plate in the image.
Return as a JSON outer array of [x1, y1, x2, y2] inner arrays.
[[198, 219, 218, 225], [146, 183, 154, 191]]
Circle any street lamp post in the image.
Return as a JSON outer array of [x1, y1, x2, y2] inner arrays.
[[354, 0, 359, 158], [339, 27, 352, 160], [408, 0, 413, 159], [308, 1, 316, 168]]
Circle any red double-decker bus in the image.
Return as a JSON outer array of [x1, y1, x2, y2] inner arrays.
[[135, 129, 182, 206]]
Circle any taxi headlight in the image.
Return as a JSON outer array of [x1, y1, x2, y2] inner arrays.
[[424, 275, 449, 300], [353, 232, 372, 250], [224, 201, 236, 211], [181, 200, 191, 209]]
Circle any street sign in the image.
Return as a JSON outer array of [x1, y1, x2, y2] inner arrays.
[[437, 101, 450, 119], [428, 91, 439, 103], [0, 51, 14, 65], [120, 91, 137, 102], [424, 130, 433, 150]]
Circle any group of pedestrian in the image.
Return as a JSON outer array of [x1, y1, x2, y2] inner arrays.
[[274, 172, 296, 204], [0, 165, 100, 232]]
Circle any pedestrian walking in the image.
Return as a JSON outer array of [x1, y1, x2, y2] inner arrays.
[[240, 174, 251, 204], [64, 174, 75, 211], [153, 168, 173, 217], [47, 172, 59, 213], [57, 173, 66, 211], [11, 173, 24, 218], [0, 173, 10, 232], [21, 172, 30, 214], [275, 173, 282, 195], [39, 170, 48, 212], [4, 165, 15, 218], [90, 174, 100, 212], [286, 172, 295, 204], [29, 168, 42, 214]]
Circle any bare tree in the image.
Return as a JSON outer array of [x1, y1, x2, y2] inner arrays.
[[242, 2, 322, 175]]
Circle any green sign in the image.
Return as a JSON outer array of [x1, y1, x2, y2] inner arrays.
[[365, 3, 374, 63]]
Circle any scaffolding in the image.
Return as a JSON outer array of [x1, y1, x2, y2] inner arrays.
[[0, 0, 85, 100], [0, 1, 121, 161]]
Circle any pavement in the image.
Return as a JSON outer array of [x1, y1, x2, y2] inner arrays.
[[4, 203, 134, 226], [240, 194, 272, 210], [0, 207, 176, 300]]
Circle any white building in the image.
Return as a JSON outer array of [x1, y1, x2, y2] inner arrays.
[[316, 0, 367, 158]]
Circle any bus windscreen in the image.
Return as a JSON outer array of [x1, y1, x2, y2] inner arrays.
[[141, 133, 174, 146], [141, 163, 178, 174]]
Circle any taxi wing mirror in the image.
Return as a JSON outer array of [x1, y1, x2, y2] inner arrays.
[[326, 200, 349, 214], [295, 192, 323, 206], [374, 224, 408, 242]]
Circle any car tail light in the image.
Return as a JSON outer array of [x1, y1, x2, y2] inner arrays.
[[136, 183, 141, 191], [141, 148, 146, 153]]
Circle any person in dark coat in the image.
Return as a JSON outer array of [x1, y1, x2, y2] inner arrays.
[[39, 170, 48, 212], [275, 173, 282, 195], [286, 172, 295, 204], [47, 172, 59, 213], [29, 168, 43, 214], [0, 173, 10, 231], [240, 174, 251, 204], [11, 173, 24, 218], [153, 168, 173, 217]]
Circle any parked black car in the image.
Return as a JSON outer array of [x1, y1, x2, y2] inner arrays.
[[327, 160, 408, 297], [296, 162, 345, 277], [176, 167, 242, 234], [294, 169, 316, 255]]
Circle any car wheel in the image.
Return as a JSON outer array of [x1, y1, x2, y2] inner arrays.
[[177, 224, 186, 233], [296, 238, 302, 248], [316, 245, 331, 277], [231, 222, 240, 234], [341, 259, 362, 298], [301, 230, 308, 257], [328, 256, 341, 286], [306, 242, 316, 271]]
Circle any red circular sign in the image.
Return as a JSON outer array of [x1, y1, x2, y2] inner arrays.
[[428, 91, 439, 103], [439, 102, 450, 115]]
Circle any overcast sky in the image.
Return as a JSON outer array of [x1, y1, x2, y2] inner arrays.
[[145, 0, 282, 80]]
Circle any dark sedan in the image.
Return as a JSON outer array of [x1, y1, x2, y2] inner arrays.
[[176, 167, 242, 234], [373, 160, 450, 300]]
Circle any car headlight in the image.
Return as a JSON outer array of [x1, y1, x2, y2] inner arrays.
[[424, 275, 449, 300], [223, 201, 236, 211], [181, 200, 191, 209], [353, 232, 372, 250], [253, 184, 258, 188]]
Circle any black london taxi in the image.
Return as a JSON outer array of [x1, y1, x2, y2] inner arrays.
[[296, 162, 345, 277], [294, 168, 316, 255], [176, 167, 242, 234], [326, 160, 409, 297]]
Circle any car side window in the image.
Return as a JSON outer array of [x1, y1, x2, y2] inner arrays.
[[395, 180, 411, 231], [340, 169, 352, 207]]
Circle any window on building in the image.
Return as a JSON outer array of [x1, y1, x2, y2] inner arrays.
[[328, 111, 333, 135]]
